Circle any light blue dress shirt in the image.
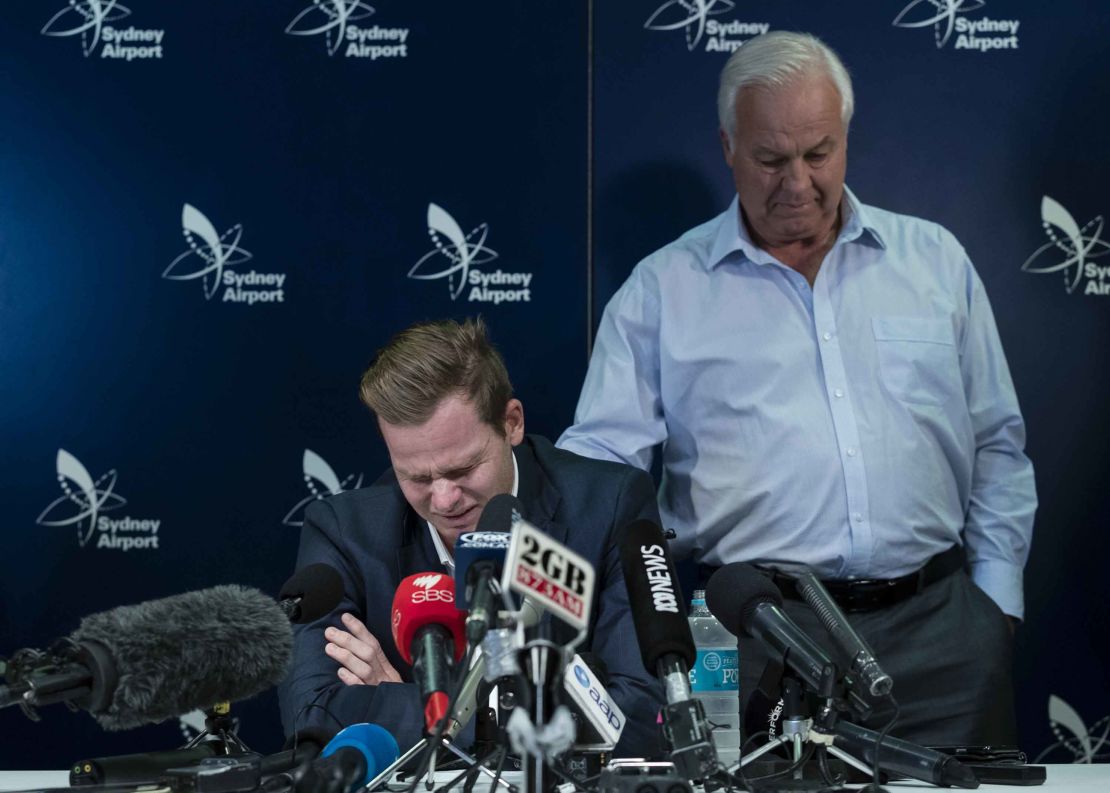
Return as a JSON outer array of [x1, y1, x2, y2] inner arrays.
[[558, 189, 1036, 619]]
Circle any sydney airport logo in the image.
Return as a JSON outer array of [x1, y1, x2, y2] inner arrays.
[[1021, 196, 1110, 296], [892, 0, 1019, 51], [36, 449, 161, 551], [163, 204, 287, 305], [643, 0, 769, 53], [283, 449, 364, 527], [285, 0, 410, 59], [41, 0, 165, 60], [408, 203, 533, 304]]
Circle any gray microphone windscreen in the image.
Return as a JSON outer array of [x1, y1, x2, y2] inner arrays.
[[71, 585, 293, 730]]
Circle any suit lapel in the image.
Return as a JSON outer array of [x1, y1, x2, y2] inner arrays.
[[394, 507, 441, 580], [515, 437, 567, 545]]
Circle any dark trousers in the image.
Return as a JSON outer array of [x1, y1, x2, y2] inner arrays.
[[739, 571, 1017, 747]]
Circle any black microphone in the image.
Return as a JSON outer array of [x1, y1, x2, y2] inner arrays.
[[618, 519, 719, 781], [279, 563, 345, 624], [261, 726, 340, 776], [794, 572, 893, 699], [68, 727, 336, 787], [829, 720, 978, 788], [454, 494, 519, 644], [295, 724, 399, 793], [70, 742, 226, 786], [706, 564, 843, 697], [1, 585, 293, 730]]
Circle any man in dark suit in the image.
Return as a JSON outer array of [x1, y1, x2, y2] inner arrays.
[[278, 318, 663, 757]]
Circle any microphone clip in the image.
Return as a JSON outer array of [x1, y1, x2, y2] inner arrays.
[[0, 639, 107, 721], [660, 698, 719, 782]]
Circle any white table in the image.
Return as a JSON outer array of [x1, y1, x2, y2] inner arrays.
[[0, 764, 1107, 791]]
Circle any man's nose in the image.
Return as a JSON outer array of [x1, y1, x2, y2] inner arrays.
[[781, 158, 809, 192], [430, 479, 461, 512]]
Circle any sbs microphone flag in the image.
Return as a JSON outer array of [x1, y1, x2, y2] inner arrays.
[[390, 573, 466, 733]]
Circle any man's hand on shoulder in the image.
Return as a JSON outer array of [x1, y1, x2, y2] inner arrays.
[[325, 613, 403, 686]]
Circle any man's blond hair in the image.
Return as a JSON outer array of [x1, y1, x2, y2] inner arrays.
[[359, 317, 514, 433]]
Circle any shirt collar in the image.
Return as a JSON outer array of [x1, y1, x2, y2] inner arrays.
[[707, 186, 885, 270], [427, 448, 519, 574]]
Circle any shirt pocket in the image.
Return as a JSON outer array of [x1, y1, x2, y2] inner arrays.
[[871, 317, 961, 406]]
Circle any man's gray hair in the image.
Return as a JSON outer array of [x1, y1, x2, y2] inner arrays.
[[717, 31, 854, 143]]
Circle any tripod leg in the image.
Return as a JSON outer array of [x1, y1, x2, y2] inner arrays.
[[826, 745, 877, 778], [441, 739, 513, 790], [362, 738, 429, 792], [737, 735, 793, 767]]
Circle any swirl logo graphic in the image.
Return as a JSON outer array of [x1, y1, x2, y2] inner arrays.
[[1021, 196, 1110, 295], [644, 0, 735, 51], [1034, 695, 1110, 764], [178, 710, 207, 742], [412, 574, 443, 590], [283, 449, 364, 527], [892, 0, 985, 48], [409, 203, 499, 300], [164, 203, 253, 300], [36, 449, 127, 547], [285, 0, 375, 56], [41, 0, 131, 56]]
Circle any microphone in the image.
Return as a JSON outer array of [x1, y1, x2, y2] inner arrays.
[[1, 585, 292, 730], [706, 564, 840, 696], [794, 572, 893, 699], [69, 727, 337, 787], [705, 564, 872, 716], [617, 519, 718, 781], [262, 726, 340, 776], [562, 651, 625, 751], [454, 494, 518, 643], [390, 573, 466, 734], [70, 742, 226, 786], [829, 720, 978, 789], [280, 563, 345, 624], [298, 723, 400, 793]]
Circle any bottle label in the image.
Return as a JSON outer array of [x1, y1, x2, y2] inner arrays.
[[688, 648, 739, 693]]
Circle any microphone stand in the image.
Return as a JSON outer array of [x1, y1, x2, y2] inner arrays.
[[182, 702, 250, 754], [738, 677, 879, 785], [735, 664, 976, 790], [361, 659, 511, 793]]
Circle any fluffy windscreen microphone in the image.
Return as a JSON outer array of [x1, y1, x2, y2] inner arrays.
[[70, 585, 293, 730], [279, 563, 344, 623]]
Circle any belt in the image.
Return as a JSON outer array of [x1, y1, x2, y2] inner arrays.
[[764, 544, 966, 612]]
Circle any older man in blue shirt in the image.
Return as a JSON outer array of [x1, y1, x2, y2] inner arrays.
[[558, 31, 1035, 746]]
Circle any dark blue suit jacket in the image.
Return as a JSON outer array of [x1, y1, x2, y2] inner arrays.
[[277, 435, 664, 757]]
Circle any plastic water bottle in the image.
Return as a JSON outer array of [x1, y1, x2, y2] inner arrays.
[[688, 589, 741, 768]]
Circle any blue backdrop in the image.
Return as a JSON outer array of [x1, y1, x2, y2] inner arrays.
[[1, 0, 1106, 768]]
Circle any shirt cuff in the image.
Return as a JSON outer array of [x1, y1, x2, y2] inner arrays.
[[968, 558, 1024, 621]]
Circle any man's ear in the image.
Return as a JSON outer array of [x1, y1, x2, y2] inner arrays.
[[502, 399, 525, 445], [720, 127, 735, 168]]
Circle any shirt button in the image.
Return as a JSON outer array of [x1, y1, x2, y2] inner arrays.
[[822, 332, 833, 341], [846, 447, 857, 457], [833, 388, 844, 398], [853, 512, 863, 522]]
